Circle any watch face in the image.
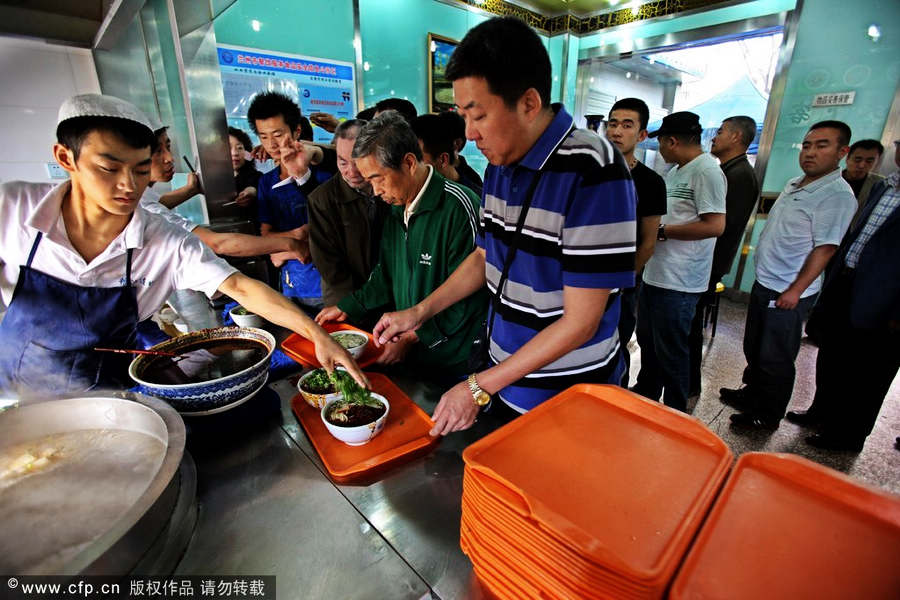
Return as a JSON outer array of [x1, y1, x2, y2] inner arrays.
[[475, 391, 491, 406]]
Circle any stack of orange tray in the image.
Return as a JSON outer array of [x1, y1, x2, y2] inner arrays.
[[669, 452, 900, 600], [460, 385, 733, 600]]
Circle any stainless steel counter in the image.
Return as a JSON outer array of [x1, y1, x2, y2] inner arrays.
[[166, 290, 496, 598]]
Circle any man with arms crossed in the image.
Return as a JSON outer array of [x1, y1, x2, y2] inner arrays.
[[688, 116, 760, 395]]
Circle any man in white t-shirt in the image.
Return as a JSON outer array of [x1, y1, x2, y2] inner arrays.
[[721, 120, 856, 430], [633, 112, 726, 412], [0, 94, 367, 397]]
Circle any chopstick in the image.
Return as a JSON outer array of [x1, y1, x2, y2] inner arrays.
[[221, 200, 238, 207], [94, 347, 177, 357]]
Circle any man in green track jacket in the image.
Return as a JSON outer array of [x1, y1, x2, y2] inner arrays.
[[316, 111, 487, 376]]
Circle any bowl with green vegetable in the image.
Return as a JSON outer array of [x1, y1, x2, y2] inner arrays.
[[320, 370, 389, 445], [229, 305, 264, 328], [296, 367, 343, 409], [329, 330, 369, 359]]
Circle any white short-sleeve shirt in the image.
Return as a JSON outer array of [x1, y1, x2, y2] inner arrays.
[[139, 186, 198, 232], [642, 153, 727, 293], [0, 180, 237, 321], [755, 168, 856, 296]]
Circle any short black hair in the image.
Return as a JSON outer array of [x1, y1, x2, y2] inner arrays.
[[298, 116, 314, 141], [446, 16, 551, 110], [660, 133, 701, 146], [374, 98, 417, 123], [723, 116, 757, 148], [412, 114, 455, 160], [439, 111, 466, 142], [228, 126, 253, 152], [609, 98, 650, 130], [56, 116, 154, 161], [809, 120, 851, 147], [848, 138, 884, 156], [151, 126, 168, 154], [247, 91, 301, 134], [356, 106, 377, 121]]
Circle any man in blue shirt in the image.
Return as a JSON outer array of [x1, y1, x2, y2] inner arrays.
[[371, 17, 636, 435], [248, 92, 330, 312]]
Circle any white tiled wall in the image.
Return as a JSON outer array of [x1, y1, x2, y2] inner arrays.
[[0, 36, 100, 183]]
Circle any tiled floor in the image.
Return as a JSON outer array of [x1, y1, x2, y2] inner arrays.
[[625, 296, 900, 495]]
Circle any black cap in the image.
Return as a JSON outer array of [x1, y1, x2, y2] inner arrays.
[[648, 111, 702, 138]]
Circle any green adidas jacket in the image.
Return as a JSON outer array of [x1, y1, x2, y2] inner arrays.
[[338, 170, 488, 374]]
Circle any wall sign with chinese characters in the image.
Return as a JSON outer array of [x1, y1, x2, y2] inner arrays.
[[812, 91, 856, 107], [217, 44, 356, 144]]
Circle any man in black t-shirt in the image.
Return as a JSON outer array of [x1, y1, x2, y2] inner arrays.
[[688, 116, 760, 397], [605, 98, 667, 385]]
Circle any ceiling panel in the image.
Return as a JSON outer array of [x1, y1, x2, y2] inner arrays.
[[509, 0, 627, 17]]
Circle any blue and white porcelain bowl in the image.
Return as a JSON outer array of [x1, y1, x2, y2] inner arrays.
[[128, 327, 275, 412]]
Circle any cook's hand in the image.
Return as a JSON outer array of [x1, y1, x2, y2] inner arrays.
[[775, 288, 800, 310], [316, 306, 348, 325], [309, 112, 339, 133], [429, 382, 479, 437], [313, 330, 369, 389], [235, 186, 256, 207], [375, 331, 417, 365], [278, 137, 312, 180], [373, 305, 425, 346]]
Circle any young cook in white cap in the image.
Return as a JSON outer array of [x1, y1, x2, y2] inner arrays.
[[0, 93, 368, 397]]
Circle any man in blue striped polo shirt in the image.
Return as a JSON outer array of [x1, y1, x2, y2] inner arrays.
[[373, 17, 636, 435]]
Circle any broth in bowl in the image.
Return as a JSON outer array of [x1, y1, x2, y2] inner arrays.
[[139, 339, 268, 385]]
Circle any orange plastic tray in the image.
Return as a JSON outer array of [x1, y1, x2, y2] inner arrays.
[[281, 322, 384, 369], [669, 452, 900, 600], [461, 384, 732, 584], [291, 372, 440, 483]]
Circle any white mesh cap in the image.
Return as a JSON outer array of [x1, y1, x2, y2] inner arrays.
[[57, 94, 153, 131], [147, 115, 165, 133]]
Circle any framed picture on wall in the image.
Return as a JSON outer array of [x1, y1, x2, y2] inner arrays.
[[428, 33, 459, 113]]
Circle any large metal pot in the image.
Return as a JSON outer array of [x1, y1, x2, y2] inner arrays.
[[0, 393, 186, 575]]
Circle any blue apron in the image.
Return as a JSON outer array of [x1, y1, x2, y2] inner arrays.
[[0, 232, 139, 395], [281, 259, 322, 302]]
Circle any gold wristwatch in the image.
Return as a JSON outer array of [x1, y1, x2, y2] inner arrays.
[[467, 374, 491, 406]]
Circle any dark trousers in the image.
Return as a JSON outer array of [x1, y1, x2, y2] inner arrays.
[[741, 281, 817, 421], [807, 270, 900, 441], [633, 283, 701, 412], [617, 281, 641, 386], [688, 287, 719, 394]]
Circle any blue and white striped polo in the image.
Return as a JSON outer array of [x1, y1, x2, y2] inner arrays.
[[478, 104, 637, 411]]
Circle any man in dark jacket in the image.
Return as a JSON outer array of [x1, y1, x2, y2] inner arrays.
[[308, 119, 389, 307], [787, 138, 900, 452], [689, 116, 760, 395], [316, 112, 487, 375]]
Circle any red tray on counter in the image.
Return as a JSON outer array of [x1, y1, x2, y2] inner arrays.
[[291, 372, 440, 483], [281, 322, 384, 369]]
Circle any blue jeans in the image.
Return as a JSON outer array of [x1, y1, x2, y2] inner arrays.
[[633, 283, 701, 412]]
